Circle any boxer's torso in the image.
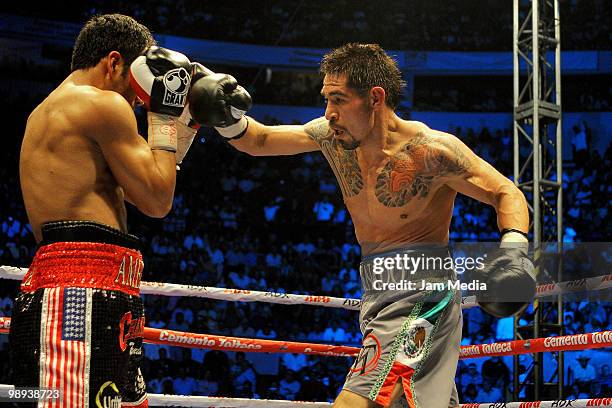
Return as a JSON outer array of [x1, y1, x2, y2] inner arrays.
[[307, 118, 468, 255], [20, 80, 127, 242]]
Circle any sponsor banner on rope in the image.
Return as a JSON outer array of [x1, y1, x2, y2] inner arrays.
[[158, 330, 264, 350]]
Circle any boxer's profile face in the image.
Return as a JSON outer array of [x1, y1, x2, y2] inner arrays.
[[322, 74, 374, 150], [104, 51, 141, 108]]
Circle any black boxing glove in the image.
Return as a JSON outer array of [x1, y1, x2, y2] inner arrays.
[[130, 46, 192, 152], [130, 46, 192, 116], [473, 242, 537, 318], [191, 61, 215, 83], [188, 73, 252, 139]]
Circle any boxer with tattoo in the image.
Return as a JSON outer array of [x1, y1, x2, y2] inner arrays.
[[191, 43, 534, 408]]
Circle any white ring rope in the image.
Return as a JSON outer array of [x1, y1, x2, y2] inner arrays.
[[0, 265, 361, 310], [2, 265, 610, 311], [0, 384, 609, 407]]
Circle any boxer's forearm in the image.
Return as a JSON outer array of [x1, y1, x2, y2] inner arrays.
[[495, 182, 529, 236], [141, 150, 177, 217], [228, 117, 319, 156], [228, 117, 267, 155]]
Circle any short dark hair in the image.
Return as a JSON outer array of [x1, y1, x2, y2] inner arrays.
[[320, 43, 406, 109], [71, 14, 155, 73]]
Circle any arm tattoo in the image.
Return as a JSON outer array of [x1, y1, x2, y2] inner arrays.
[[304, 117, 364, 197], [375, 133, 470, 207]]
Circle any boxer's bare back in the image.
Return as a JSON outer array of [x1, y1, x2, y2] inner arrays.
[[21, 82, 128, 241], [21, 67, 176, 242]]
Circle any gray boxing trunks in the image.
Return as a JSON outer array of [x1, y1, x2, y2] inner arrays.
[[343, 246, 462, 407]]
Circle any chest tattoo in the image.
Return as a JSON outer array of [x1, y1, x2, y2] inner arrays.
[[305, 117, 364, 198], [375, 133, 469, 207], [320, 139, 364, 197]]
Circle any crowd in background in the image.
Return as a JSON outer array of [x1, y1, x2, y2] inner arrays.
[[4, 0, 610, 50], [413, 75, 611, 112], [3, 57, 608, 114]]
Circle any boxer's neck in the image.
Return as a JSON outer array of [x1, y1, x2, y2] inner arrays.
[[358, 109, 401, 165], [67, 61, 120, 92]]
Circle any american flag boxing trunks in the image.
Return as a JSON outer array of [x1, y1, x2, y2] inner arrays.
[[9, 221, 147, 407]]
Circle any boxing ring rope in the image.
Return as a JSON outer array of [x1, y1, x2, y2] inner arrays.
[[0, 317, 610, 358], [1, 266, 610, 407], [1, 266, 610, 311]]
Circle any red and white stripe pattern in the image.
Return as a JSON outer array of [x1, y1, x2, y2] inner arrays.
[[39, 287, 92, 407]]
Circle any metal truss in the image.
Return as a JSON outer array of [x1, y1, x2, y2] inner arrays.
[[513, 0, 563, 401]]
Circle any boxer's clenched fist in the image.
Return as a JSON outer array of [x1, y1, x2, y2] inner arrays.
[[130, 46, 192, 152], [188, 73, 252, 140]]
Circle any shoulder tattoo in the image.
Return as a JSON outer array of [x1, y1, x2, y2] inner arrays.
[[304, 117, 331, 144], [304, 117, 364, 197], [375, 133, 470, 207]]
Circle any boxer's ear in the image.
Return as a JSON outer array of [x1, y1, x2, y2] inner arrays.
[[370, 87, 386, 110], [105, 51, 123, 77]]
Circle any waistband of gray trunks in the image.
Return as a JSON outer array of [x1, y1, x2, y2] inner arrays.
[[359, 245, 456, 293]]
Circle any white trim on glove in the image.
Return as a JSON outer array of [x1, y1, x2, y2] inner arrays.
[[215, 116, 247, 139], [500, 232, 529, 245]]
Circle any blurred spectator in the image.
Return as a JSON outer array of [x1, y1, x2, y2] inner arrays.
[[256, 325, 278, 340], [569, 354, 597, 390], [599, 364, 612, 395], [236, 380, 260, 398], [173, 367, 197, 395], [571, 121, 590, 166], [463, 383, 479, 403], [495, 316, 514, 341], [567, 383, 589, 399], [147, 369, 173, 394], [282, 353, 309, 372], [151, 348, 174, 377], [196, 370, 220, 396], [168, 312, 190, 357], [161, 378, 175, 395], [481, 356, 510, 390], [476, 379, 503, 403], [322, 321, 348, 343], [233, 321, 256, 338], [232, 352, 257, 393], [279, 370, 301, 400], [460, 363, 480, 393], [314, 196, 335, 222]]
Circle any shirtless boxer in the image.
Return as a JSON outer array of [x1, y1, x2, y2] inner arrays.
[[188, 43, 536, 407], [10, 14, 202, 406]]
